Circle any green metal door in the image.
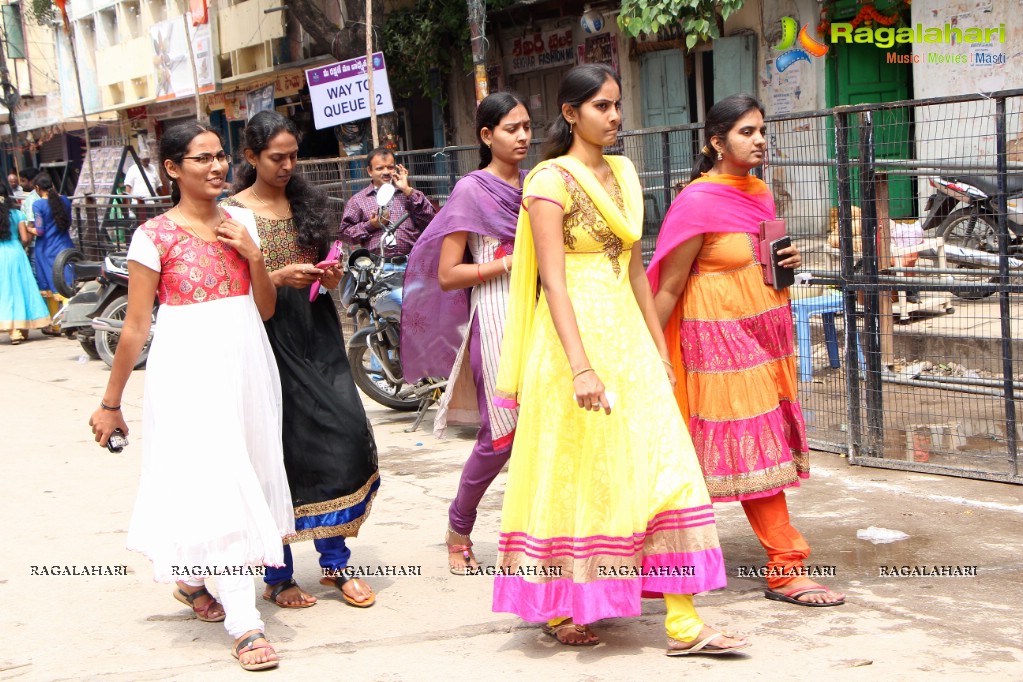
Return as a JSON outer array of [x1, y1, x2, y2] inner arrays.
[[827, 41, 913, 217], [640, 50, 690, 235], [714, 35, 757, 101], [641, 50, 689, 128]]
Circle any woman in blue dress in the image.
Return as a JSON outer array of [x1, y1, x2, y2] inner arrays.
[[0, 183, 50, 344], [26, 174, 73, 330]]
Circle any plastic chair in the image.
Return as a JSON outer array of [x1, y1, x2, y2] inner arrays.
[[792, 294, 844, 382]]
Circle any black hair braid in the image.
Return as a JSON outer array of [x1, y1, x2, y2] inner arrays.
[[0, 183, 11, 241], [478, 142, 493, 170], [690, 148, 716, 181], [542, 117, 574, 160], [35, 174, 71, 232], [286, 174, 332, 251]]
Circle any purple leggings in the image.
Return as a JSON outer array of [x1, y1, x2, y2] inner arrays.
[[448, 315, 511, 536]]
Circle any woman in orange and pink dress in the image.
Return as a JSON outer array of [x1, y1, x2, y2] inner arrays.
[[649, 94, 844, 607]]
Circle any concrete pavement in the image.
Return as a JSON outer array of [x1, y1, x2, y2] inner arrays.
[[2, 332, 1022, 681]]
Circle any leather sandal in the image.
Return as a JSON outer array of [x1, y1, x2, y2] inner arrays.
[[173, 586, 226, 622], [541, 618, 600, 646], [232, 632, 279, 671], [446, 527, 479, 575], [666, 629, 749, 656], [319, 574, 376, 608], [263, 578, 316, 609]]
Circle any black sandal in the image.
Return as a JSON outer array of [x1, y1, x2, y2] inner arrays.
[[232, 631, 279, 671], [172, 586, 226, 622], [263, 578, 316, 609]]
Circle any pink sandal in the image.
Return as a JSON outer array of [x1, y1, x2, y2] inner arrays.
[[232, 632, 279, 671], [446, 528, 479, 575], [173, 586, 226, 622]]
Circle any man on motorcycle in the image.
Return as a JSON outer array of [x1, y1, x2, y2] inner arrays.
[[339, 148, 435, 259]]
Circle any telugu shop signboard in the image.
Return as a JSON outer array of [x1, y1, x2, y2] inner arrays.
[[305, 53, 395, 130], [503, 29, 574, 75]]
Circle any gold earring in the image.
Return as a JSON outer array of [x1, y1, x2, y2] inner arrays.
[[569, 122, 574, 134]]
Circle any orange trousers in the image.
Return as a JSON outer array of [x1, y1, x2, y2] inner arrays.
[[740, 491, 811, 590]]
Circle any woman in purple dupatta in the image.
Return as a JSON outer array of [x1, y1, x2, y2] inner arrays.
[[400, 93, 531, 573]]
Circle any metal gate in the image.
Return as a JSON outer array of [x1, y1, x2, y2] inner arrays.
[[299, 88, 1023, 484]]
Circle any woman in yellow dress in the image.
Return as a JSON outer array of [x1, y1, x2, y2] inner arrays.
[[492, 64, 748, 655]]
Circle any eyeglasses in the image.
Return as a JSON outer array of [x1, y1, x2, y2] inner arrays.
[[182, 152, 231, 166]]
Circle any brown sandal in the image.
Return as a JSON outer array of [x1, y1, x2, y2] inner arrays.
[[541, 619, 600, 646], [232, 632, 279, 671], [173, 586, 226, 622], [319, 574, 376, 608], [263, 578, 316, 609]]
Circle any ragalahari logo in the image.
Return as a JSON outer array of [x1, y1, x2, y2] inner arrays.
[[774, 17, 829, 72]]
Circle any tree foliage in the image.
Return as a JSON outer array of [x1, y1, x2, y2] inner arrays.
[[618, 0, 746, 49], [381, 0, 514, 101], [24, 0, 57, 26]]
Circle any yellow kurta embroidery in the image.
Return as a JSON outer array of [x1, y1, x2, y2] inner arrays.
[[555, 166, 626, 277]]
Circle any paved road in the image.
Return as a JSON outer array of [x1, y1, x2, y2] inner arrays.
[[2, 333, 1022, 680]]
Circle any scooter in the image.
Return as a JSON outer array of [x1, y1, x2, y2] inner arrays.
[[54, 253, 128, 362], [56, 253, 154, 368], [922, 174, 1023, 251], [920, 174, 1023, 298]]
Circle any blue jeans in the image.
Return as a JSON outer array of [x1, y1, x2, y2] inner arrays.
[[368, 262, 404, 372], [264, 536, 351, 585]]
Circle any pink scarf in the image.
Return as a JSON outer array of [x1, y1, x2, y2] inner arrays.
[[647, 174, 775, 292]]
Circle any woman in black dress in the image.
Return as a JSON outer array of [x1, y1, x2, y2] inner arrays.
[[223, 111, 379, 608]]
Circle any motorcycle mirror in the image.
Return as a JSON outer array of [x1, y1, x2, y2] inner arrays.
[[376, 182, 396, 208]]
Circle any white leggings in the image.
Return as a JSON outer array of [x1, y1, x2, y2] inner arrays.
[[181, 575, 263, 640]]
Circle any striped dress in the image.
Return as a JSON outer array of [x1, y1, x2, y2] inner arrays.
[[433, 233, 517, 450], [679, 231, 810, 501]]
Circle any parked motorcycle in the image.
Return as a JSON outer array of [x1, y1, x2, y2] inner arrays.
[[342, 182, 418, 410], [341, 183, 445, 419], [921, 174, 1023, 298]]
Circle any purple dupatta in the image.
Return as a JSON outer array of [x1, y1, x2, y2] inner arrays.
[[400, 169, 525, 383]]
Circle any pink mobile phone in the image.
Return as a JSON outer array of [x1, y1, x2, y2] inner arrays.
[[309, 260, 339, 301]]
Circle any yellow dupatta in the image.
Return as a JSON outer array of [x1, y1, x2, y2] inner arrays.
[[493, 154, 643, 407]]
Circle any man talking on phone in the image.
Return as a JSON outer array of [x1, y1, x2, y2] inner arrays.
[[339, 147, 435, 260]]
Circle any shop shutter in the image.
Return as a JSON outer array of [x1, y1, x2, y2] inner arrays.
[[39, 135, 66, 164]]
